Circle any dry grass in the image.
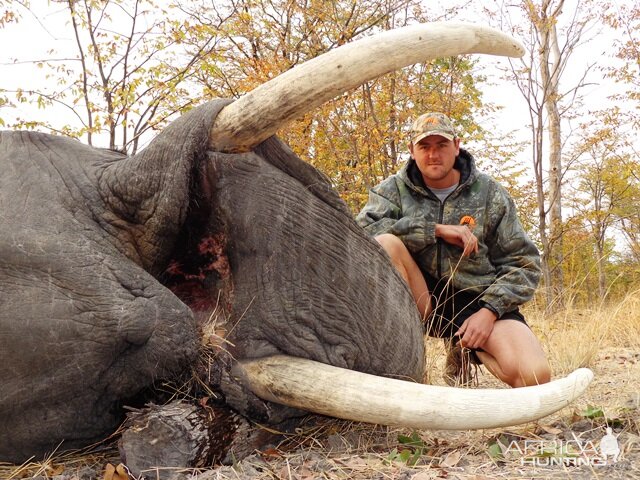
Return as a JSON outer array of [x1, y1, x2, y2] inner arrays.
[[530, 292, 640, 375], [3, 293, 640, 479]]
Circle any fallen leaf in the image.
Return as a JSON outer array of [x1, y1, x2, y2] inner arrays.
[[260, 447, 282, 458], [104, 463, 115, 480], [539, 424, 563, 435], [336, 456, 368, 468], [297, 466, 316, 479], [115, 464, 130, 480], [487, 442, 503, 461], [411, 471, 436, 479], [46, 463, 65, 476], [441, 450, 462, 467], [104, 463, 130, 480]]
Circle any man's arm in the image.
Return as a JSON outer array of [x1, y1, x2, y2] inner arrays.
[[356, 186, 402, 235], [479, 184, 542, 317], [356, 180, 437, 253], [435, 224, 479, 257], [453, 185, 539, 349], [436, 224, 490, 349]]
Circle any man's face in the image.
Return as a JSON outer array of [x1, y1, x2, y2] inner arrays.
[[409, 135, 460, 188]]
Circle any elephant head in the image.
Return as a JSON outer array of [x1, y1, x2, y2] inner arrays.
[[0, 22, 592, 464]]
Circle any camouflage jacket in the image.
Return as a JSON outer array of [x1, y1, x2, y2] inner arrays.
[[356, 149, 541, 317]]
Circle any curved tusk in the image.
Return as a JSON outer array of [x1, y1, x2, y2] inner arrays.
[[209, 22, 524, 153], [234, 355, 594, 430]]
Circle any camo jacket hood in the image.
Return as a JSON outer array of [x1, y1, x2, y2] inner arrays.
[[356, 148, 541, 317]]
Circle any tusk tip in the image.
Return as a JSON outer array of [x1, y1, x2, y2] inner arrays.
[[512, 40, 526, 57], [473, 22, 525, 58], [568, 367, 595, 387]]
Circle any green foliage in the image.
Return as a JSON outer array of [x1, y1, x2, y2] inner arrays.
[[289, 56, 488, 213], [562, 113, 640, 303], [486, 439, 504, 461], [578, 405, 629, 429], [0, 94, 8, 127], [3, 0, 225, 152], [182, 0, 490, 212], [602, 2, 640, 100], [6, 0, 640, 302], [580, 405, 605, 419], [386, 431, 429, 466]]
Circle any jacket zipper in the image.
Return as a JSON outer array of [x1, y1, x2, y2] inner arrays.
[[436, 188, 460, 279], [436, 198, 445, 279]]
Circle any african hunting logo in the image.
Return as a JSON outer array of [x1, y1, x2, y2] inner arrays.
[[503, 428, 620, 467]]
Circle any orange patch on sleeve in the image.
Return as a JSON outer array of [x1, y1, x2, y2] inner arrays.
[[460, 215, 476, 228]]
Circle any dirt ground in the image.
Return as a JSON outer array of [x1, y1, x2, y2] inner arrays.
[[5, 346, 638, 480], [202, 346, 639, 480]]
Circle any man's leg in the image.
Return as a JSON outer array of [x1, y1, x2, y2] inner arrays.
[[475, 320, 551, 387], [374, 234, 431, 320]]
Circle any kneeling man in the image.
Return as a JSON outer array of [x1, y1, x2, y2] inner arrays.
[[356, 112, 551, 387]]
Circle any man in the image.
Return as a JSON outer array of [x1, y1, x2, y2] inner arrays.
[[356, 112, 551, 388]]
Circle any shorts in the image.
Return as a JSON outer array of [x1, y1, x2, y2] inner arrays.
[[423, 273, 527, 339]]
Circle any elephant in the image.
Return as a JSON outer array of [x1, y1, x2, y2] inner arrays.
[[0, 22, 593, 465]]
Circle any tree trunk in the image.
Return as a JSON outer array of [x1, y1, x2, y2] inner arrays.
[[118, 401, 292, 479], [538, 0, 566, 308], [595, 225, 607, 299], [534, 111, 554, 308]]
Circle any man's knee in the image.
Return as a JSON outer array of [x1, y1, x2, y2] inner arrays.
[[525, 360, 551, 386], [485, 320, 551, 387], [374, 233, 408, 261], [505, 359, 551, 387]]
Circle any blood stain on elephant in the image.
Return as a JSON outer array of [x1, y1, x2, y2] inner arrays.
[[162, 233, 232, 323], [198, 234, 231, 279]]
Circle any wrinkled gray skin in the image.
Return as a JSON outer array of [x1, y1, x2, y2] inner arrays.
[[0, 100, 424, 463]]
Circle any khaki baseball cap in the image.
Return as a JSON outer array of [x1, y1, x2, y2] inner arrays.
[[410, 112, 457, 144]]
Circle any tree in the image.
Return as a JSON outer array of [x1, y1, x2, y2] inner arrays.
[[569, 123, 636, 298], [597, 2, 640, 280], [0, 0, 25, 127], [559, 222, 600, 305], [1, 0, 226, 152], [602, 1, 640, 110], [500, 0, 596, 308]]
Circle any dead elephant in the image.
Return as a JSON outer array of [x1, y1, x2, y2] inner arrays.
[[0, 22, 593, 467]]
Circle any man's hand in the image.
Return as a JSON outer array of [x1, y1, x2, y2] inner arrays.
[[455, 308, 497, 349], [435, 224, 478, 257]]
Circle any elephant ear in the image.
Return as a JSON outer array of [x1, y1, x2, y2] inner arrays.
[[254, 136, 352, 216], [96, 100, 231, 274]]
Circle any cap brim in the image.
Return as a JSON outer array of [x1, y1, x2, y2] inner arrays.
[[412, 131, 455, 144]]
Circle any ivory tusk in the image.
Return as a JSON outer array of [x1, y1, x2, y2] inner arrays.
[[209, 22, 524, 153], [234, 355, 594, 430]]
